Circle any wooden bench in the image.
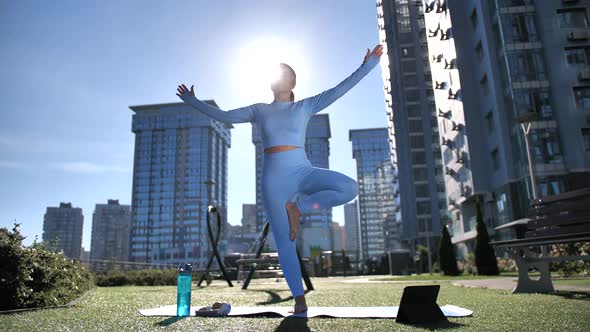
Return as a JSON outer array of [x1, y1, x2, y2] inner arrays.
[[236, 253, 284, 283], [490, 187, 590, 293]]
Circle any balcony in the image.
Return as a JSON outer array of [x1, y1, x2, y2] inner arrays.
[[435, 0, 447, 13], [451, 121, 463, 132], [567, 30, 590, 41], [448, 89, 460, 100], [424, 1, 435, 13], [441, 138, 454, 148], [438, 108, 452, 118], [460, 183, 472, 197], [444, 58, 456, 69], [579, 68, 590, 81], [445, 167, 456, 176]]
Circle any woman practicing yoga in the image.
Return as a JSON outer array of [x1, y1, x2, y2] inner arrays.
[[176, 44, 383, 313]]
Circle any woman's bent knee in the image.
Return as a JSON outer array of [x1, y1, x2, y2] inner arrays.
[[342, 178, 358, 200]]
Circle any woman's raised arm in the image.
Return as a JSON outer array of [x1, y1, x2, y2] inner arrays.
[[176, 84, 257, 124], [303, 44, 383, 115]]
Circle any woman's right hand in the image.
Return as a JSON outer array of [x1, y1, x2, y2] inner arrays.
[[176, 84, 195, 101]]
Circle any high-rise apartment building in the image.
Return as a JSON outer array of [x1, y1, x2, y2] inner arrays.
[[90, 199, 131, 264], [376, 0, 447, 254], [344, 200, 361, 254], [128, 101, 232, 267], [421, 0, 590, 256], [42, 202, 84, 260]]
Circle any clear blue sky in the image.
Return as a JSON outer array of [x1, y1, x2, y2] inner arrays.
[[0, 0, 388, 249]]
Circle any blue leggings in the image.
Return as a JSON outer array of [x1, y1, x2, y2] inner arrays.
[[261, 147, 359, 297]]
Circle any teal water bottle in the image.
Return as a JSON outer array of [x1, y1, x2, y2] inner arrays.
[[176, 263, 192, 316]]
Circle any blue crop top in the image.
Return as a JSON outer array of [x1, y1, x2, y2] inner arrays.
[[178, 54, 380, 149]]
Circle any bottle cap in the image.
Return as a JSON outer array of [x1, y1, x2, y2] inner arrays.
[[178, 263, 193, 273]]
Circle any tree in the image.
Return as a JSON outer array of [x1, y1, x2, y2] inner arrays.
[[474, 199, 499, 275], [438, 224, 460, 276]]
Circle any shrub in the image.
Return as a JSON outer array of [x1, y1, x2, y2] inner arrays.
[[474, 200, 499, 275], [414, 245, 430, 274], [549, 242, 590, 277], [496, 258, 517, 273], [438, 225, 460, 276], [93, 269, 199, 286], [0, 223, 94, 310]]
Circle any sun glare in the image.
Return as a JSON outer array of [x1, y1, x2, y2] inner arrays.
[[231, 37, 306, 102]]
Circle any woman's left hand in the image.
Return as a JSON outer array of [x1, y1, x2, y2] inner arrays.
[[363, 44, 383, 64]]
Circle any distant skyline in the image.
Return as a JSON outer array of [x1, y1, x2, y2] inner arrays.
[[0, 1, 388, 249]]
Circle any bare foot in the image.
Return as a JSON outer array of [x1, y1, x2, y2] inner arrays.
[[285, 201, 301, 241], [288, 295, 308, 313]]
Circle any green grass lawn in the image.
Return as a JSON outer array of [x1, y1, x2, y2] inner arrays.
[[1, 276, 590, 331], [553, 278, 590, 287]]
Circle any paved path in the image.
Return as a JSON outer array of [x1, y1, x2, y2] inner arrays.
[[452, 277, 590, 292], [332, 275, 590, 292]]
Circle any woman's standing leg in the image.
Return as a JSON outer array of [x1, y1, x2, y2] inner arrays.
[[261, 168, 305, 299]]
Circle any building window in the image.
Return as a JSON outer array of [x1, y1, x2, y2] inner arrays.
[[480, 74, 489, 96], [410, 135, 425, 149], [405, 89, 420, 103], [475, 41, 484, 62], [538, 177, 564, 197], [507, 51, 546, 81], [530, 128, 563, 164], [513, 89, 553, 119], [407, 104, 422, 117], [415, 184, 430, 197], [409, 119, 423, 132], [396, 0, 411, 33], [401, 59, 417, 73], [413, 166, 428, 181], [574, 87, 590, 109], [402, 47, 415, 58], [503, 13, 537, 42], [416, 201, 431, 215], [498, 0, 527, 6], [557, 8, 589, 28], [582, 129, 590, 152], [565, 46, 590, 66], [470, 8, 478, 29], [491, 148, 499, 171], [412, 151, 426, 164], [485, 111, 494, 133]]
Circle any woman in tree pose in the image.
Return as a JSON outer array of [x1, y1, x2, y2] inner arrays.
[[176, 44, 383, 313]]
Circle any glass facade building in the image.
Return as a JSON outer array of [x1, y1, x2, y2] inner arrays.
[[128, 101, 232, 267], [349, 128, 402, 260]]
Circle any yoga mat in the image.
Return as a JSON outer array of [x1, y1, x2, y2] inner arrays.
[[139, 304, 473, 318]]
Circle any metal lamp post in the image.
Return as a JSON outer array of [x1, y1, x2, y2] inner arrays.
[[515, 113, 538, 200], [515, 113, 546, 255]]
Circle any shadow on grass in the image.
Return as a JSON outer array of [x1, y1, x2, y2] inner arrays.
[[254, 289, 312, 305], [274, 317, 312, 332], [549, 290, 590, 302], [155, 316, 187, 327], [397, 320, 466, 330]]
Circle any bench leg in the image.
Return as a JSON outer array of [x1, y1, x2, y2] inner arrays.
[[510, 247, 555, 294]]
